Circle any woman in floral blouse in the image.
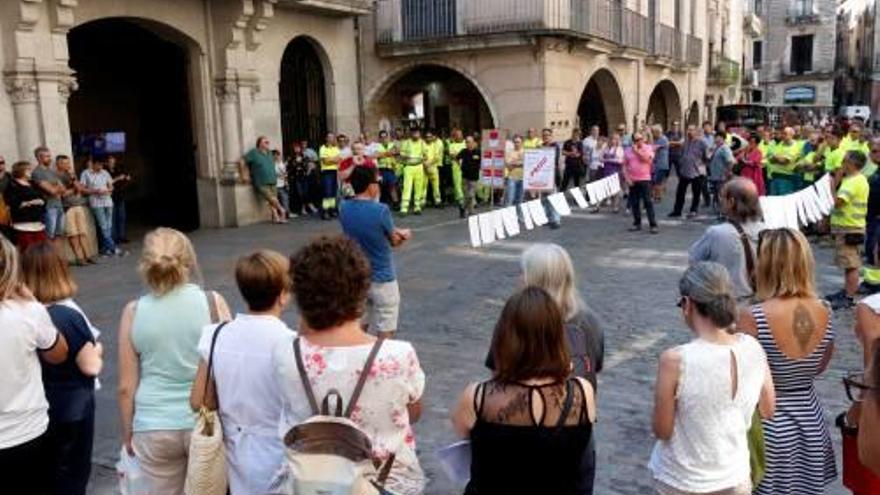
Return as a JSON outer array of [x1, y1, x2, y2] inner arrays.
[[273, 235, 426, 494]]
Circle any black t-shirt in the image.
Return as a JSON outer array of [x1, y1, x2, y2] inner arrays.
[[41, 304, 96, 422], [287, 154, 309, 182], [458, 147, 483, 181], [111, 168, 130, 201], [563, 139, 584, 170], [3, 179, 46, 225]]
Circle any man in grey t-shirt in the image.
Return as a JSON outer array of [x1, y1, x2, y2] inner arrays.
[[688, 178, 764, 300], [31, 146, 66, 249]]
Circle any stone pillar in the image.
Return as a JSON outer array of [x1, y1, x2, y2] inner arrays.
[[215, 79, 243, 183], [4, 75, 41, 160]]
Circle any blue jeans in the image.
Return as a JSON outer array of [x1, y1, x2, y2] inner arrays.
[[45, 206, 65, 239], [112, 200, 126, 243], [276, 186, 290, 215], [504, 178, 524, 207], [91, 206, 115, 254]]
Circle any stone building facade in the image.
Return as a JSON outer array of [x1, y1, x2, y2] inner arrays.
[[0, 0, 366, 228], [755, 0, 836, 116], [835, 0, 880, 125]]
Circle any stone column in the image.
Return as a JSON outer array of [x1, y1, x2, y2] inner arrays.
[[215, 79, 242, 183], [5, 75, 41, 160]]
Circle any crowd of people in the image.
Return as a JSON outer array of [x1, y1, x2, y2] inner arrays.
[[0, 148, 131, 263]]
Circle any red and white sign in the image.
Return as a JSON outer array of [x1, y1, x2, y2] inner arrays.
[[480, 129, 507, 189], [524, 149, 556, 192]]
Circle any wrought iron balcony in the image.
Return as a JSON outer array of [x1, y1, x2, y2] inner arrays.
[[785, 4, 820, 25], [708, 56, 740, 86], [374, 0, 699, 62]]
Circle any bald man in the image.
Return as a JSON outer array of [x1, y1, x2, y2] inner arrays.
[[688, 178, 765, 300]]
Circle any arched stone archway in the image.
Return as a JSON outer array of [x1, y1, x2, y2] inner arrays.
[[687, 101, 700, 126], [366, 64, 496, 133], [646, 80, 683, 129], [67, 18, 201, 231], [577, 69, 626, 135], [279, 36, 331, 148]]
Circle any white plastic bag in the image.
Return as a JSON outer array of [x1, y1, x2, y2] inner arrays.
[[116, 447, 151, 495]]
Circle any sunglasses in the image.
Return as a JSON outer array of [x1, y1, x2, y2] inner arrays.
[[843, 371, 878, 403], [676, 296, 687, 308]]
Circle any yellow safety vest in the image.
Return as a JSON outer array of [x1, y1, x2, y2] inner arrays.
[[319, 145, 340, 171], [399, 139, 426, 166], [832, 173, 869, 230], [523, 137, 541, 150], [376, 142, 397, 170], [767, 141, 801, 177], [425, 140, 444, 169], [447, 139, 466, 167], [824, 146, 845, 173]]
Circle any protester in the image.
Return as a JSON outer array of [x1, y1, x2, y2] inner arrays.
[[0, 236, 68, 492], [31, 146, 66, 252], [340, 166, 411, 337], [4, 161, 48, 251], [21, 242, 102, 495], [286, 141, 313, 216], [274, 235, 426, 494], [446, 128, 467, 209], [688, 178, 764, 301], [669, 125, 708, 219], [583, 125, 603, 183], [458, 135, 482, 218], [596, 132, 625, 213], [736, 133, 766, 196], [423, 129, 444, 208], [399, 128, 427, 216], [540, 128, 563, 229], [117, 228, 231, 492], [504, 135, 526, 207], [667, 120, 684, 177], [273, 149, 291, 218], [80, 156, 124, 256], [707, 131, 735, 217], [240, 137, 287, 224], [562, 128, 585, 189], [453, 287, 597, 495], [737, 228, 837, 494], [189, 250, 292, 495], [649, 262, 774, 495], [651, 125, 671, 202], [623, 131, 658, 233], [56, 156, 96, 265], [107, 155, 132, 244], [376, 130, 401, 207], [827, 150, 870, 309], [767, 127, 803, 196]]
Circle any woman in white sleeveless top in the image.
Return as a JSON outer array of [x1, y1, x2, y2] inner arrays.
[[649, 262, 775, 495]]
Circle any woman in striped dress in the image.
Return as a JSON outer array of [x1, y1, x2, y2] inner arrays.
[[738, 228, 837, 494]]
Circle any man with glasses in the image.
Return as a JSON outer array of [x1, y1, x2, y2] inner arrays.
[[240, 136, 287, 224]]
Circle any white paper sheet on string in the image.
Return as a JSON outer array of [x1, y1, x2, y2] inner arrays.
[[548, 193, 572, 216], [468, 216, 481, 248], [500, 207, 520, 236], [520, 203, 535, 230], [477, 213, 496, 244], [490, 210, 507, 240], [569, 187, 588, 209], [526, 200, 549, 225]]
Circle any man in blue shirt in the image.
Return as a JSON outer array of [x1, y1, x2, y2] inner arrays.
[[340, 166, 411, 337]]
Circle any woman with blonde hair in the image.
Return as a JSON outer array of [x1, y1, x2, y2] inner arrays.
[[0, 236, 68, 492], [21, 241, 102, 495], [117, 227, 230, 493], [737, 228, 837, 493], [486, 243, 604, 494]]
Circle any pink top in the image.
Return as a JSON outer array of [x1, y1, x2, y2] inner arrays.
[[624, 144, 654, 182]]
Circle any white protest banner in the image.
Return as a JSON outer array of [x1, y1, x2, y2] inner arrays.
[[548, 193, 572, 216], [490, 210, 507, 240], [569, 187, 588, 209], [500, 207, 521, 236], [477, 213, 496, 244], [526, 199, 549, 225], [468, 215, 482, 248], [480, 129, 507, 189], [523, 149, 556, 192]]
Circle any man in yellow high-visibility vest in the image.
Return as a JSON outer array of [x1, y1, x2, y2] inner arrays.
[[399, 128, 427, 216], [375, 130, 399, 207], [421, 130, 444, 209], [828, 150, 870, 309], [446, 128, 467, 207], [523, 128, 541, 150], [318, 132, 341, 220], [767, 127, 803, 195]]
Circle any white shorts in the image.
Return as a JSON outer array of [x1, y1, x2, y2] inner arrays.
[[365, 280, 400, 333]]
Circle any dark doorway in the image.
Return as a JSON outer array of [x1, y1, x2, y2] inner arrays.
[[577, 70, 626, 135], [578, 79, 609, 134], [67, 19, 199, 231], [280, 38, 328, 150], [647, 81, 682, 129]]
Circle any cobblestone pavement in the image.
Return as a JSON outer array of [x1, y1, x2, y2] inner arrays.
[[83, 190, 856, 494]]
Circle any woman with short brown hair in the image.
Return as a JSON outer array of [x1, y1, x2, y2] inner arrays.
[[21, 241, 102, 495], [452, 287, 596, 495]]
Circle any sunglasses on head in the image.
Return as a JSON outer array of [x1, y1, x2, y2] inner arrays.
[[843, 371, 878, 403]]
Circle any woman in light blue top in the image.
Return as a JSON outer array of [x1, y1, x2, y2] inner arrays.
[[117, 228, 230, 494]]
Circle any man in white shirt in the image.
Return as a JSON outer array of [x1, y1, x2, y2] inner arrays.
[[582, 125, 603, 182]]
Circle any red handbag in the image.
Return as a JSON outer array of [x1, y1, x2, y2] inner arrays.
[[836, 412, 880, 494]]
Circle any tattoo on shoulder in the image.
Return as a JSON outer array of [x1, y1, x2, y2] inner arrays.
[[793, 303, 816, 351]]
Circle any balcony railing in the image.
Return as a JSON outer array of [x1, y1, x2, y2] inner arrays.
[[374, 0, 700, 63], [785, 3, 820, 25], [708, 56, 740, 86]]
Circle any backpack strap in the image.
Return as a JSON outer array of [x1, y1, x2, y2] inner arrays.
[[730, 221, 757, 292], [554, 379, 575, 430], [202, 321, 230, 410], [345, 336, 387, 418], [293, 337, 320, 415]]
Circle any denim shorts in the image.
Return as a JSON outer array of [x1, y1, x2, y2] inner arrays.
[[45, 207, 65, 238]]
